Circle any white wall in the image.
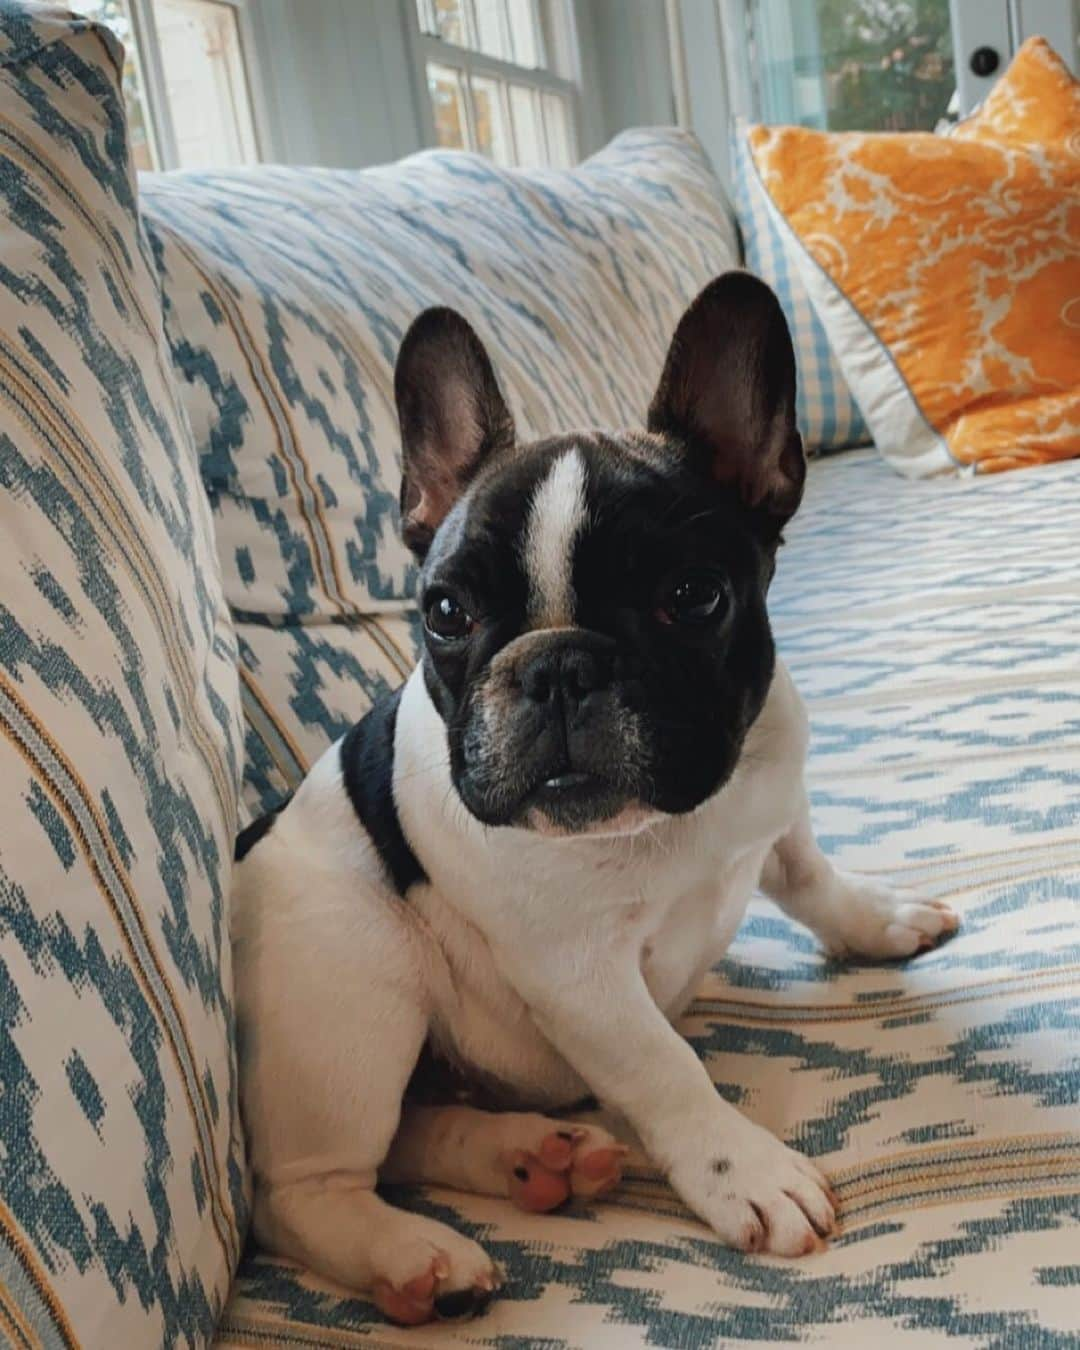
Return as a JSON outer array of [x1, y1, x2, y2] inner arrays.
[[245, 0, 682, 171], [247, 0, 428, 168]]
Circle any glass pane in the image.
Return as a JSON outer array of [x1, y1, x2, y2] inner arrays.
[[427, 62, 469, 149], [425, 0, 465, 45], [472, 0, 512, 61], [470, 76, 514, 165], [506, 0, 541, 68], [154, 0, 259, 168], [508, 84, 544, 167], [751, 0, 956, 131], [67, 0, 158, 169], [541, 92, 574, 167]]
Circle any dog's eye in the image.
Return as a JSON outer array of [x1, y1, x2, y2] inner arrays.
[[425, 592, 476, 642], [657, 573, 729, 626]]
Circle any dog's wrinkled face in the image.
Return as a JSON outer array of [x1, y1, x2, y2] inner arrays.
[[394, 273, 806, 835]]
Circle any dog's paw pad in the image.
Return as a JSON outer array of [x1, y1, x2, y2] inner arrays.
[[506, 1149, 572, 1213], [370, 1234, 500, 1327], [372, 1257, 445, 1326], [499, 1120, 626, 1211], [571, 1143, 630, 1198]]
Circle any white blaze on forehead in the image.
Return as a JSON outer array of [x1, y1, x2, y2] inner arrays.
[[523, 448, 588, 628]]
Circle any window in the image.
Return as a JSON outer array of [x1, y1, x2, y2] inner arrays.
[[729, 0, 957, 132], [72, 0, 261, 170], [413, 1, 580, 168]]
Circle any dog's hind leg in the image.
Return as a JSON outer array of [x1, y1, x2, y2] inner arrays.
[[236, 856, 499, 1324], [383, 1104, 628, 1212]]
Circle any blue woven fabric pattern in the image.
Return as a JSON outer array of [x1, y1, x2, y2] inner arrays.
[[140, 131, 742, 818], [0, 5, 246, 1343], [215, 451, 1080, 1347], [732, 121, 870, 453], [141, 131, 741, 628]]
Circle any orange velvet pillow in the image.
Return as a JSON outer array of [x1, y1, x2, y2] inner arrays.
[[748, 38, 1080, 476]]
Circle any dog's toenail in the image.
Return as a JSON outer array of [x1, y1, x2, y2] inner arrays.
[[513, 1165, 529, 1181], [557, 1130, 575, 1141]]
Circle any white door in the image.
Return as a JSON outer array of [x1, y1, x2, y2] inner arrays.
[[951, 0, 1078, 112], [721, 0, 1078, 130]]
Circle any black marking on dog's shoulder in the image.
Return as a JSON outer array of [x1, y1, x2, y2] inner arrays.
[[341, 688, 425, 897], [235, 794, 293, 862]]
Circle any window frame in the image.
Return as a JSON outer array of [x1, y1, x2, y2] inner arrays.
[[123, 0, 271, 170], [408, 0, 584, 167]]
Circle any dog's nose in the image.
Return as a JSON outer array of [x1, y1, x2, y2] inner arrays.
[[520, 645, 611, 708]]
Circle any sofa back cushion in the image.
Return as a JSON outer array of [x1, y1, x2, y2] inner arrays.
[[141, 130, 740, 624], [0, 7, 245, 1341], [140, 130, 740, 815]]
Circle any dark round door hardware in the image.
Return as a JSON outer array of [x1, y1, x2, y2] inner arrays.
[[970, 46, 1000, 77]]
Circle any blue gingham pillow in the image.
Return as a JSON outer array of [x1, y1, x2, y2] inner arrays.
[[732, 121, 869, 452], [0, 6, 246, 1341]]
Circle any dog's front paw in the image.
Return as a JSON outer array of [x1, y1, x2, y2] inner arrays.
[[821, 877, 959, 961], [669, 1124, 836, 1257]]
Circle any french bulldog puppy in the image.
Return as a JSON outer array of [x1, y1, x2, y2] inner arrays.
[[232, 274, 958, 1326]]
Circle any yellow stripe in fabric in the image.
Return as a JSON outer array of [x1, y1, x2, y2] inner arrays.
[[216, 1315, 426, 1350], [159, 226, 352, 618], [238, 664, 310, 789], [0, 1195, 79, 1350], [0, 1276, 42, 1350], [0, 674, 239, 1270], [357, 614, 413, 682], [689, 964, 1080, 1024]]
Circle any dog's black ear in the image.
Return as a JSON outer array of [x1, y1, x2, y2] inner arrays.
[[648, 272, 805, 525], [394, 307, 515, 558]]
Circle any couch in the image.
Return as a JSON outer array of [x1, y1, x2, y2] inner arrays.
[[1, 8, 1077, 1347]]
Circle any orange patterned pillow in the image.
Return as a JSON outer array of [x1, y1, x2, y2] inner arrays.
[[748, 38, 1080, 476]]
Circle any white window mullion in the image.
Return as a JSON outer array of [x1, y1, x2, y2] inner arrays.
[[127, 0, 180, 169], [461, 62, 480, 153], [411, 0, 581, 167]]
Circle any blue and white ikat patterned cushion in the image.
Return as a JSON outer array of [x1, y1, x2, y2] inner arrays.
[[140, 130, 742, 817], [140, 130, 741, 623], [0, 5, 246, 1343], [217, 450, 1080, 1350]]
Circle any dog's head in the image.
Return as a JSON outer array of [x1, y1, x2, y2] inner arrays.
[[394, 273, 804, 835]]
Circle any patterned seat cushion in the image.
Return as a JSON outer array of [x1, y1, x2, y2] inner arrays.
[[0, 6, 245, 1343], [214, 451, 1080, 1347]]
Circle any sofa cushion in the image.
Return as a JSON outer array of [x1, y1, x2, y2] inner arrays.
[[748, 38, 1080, 478], [140, 130, 740, 817], [0, 7, 245, 1342], [214, 450, 1080, 1347], [140, 129, 740, 625], [731, 120, 869, 454]]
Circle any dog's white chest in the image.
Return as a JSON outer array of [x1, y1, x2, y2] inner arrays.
[[410, 832, 773, 1107], [397, 661, 808, 1107]]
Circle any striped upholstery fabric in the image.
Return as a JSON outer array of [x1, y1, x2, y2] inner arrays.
[[0, 6, 245, 1345], [141, 131, 740, 622], [732, 120, 870, 454], [139, 131, 741, 816], [234, 614, 419, 813], [215, 451, 1080, 1347]]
